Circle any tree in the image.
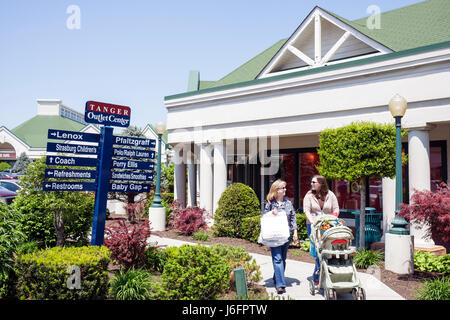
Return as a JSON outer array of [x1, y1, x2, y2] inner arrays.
[[12, 152, 31, 173], [399, 183, 450, 251], [317, 122, 407, 248], [14, 157, 94, 247]]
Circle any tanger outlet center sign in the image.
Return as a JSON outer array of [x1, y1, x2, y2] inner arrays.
[[85, 101, 131, 127]]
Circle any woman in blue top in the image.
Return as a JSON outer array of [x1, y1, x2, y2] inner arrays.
[[263, 179, 298, 294]]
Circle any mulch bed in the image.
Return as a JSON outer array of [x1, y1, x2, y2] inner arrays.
[[106, 215, 436, 300]]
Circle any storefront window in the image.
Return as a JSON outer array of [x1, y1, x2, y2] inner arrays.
[[269, 154, 295, 203], [298, 152, 319, 207], [430, 144, 444, 191]]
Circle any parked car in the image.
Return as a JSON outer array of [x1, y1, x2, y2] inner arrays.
[[0, 172, 15, 180], [0, 180, 22, 193], [0, 186, 17, 205]]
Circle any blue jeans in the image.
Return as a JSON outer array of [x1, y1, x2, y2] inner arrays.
[[270, 240, 290, 288], [307, 224, 320, 282]]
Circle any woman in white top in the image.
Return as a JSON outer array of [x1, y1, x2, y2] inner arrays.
[[303, 175, 339, 284]]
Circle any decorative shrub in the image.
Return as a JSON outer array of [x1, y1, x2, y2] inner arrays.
[[146, 248, 168, 273], [104, 219, 151, 270], [353, 249, 384, 269], [210, 244, 262, 288], [157, 244, 231, 300], [109, 268, 152, 300], [15, 246, 111, 300], [296, 213, 308, 241], [0, 203, 25, 299], [414, 250, 450, 274], [125, 201, 147, 222], [300, 239, 311, 252], [416, 276, 450, 300], [399, 182, 450, 251], [193, 231, 210, 241], [172, 206, 208, 236], [214, 183, 260, 238]]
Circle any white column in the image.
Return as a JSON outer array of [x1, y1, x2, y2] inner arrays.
[[408, 128, 435, 248], [200, 143, 213, 215], [174, 145, 186, 208], [381, 177, 396, 241], [187, 149, 197, 207], [213, 141, 227, 215]]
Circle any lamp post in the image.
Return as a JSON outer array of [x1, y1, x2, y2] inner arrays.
[[388, 94, 409, 235], [149, 121, 166, 231]]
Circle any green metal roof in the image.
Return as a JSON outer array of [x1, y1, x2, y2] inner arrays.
[[175, 0, 450, 95], [12, 115, 85, 148], [324, 0, 450, 52]]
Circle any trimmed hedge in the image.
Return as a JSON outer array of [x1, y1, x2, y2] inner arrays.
[[156, 244, 231, 300], [214, 183, 260, 238], [241, 213, 308, 243], [15, 246, 111, 300]]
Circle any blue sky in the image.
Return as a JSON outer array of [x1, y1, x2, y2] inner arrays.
[[0, 0, 422, 131]]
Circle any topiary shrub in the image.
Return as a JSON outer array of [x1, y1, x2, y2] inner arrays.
[[156, 244, 230, 300], [15, 246, 111, 300], [214, 183, 260, 238]]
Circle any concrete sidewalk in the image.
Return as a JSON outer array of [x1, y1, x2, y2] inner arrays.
[[147, 235, 404, 300]]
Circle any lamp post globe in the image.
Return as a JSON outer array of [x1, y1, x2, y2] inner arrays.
[[389, 94, 409, 235]]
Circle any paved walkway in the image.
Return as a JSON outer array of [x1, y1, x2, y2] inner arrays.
[[147, 235, 404, 300]]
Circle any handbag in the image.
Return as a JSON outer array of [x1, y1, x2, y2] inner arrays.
[[259, 209, 290, 247]]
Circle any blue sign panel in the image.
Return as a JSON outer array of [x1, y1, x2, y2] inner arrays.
[[110, 171, 153, 182], [48, 129, 100, 143], [112, 147, 155, 159], [47, 142, 99, 155], [109, 182, 151, 193], [111, 159, 155, 171], [46, 155, 98, 167], [113, 136, 156, 148], [43, 181, 97, 192], [45, 169, 97, 180]]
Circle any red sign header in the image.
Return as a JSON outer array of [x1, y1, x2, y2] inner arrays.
[[86, 101, 130, 116]]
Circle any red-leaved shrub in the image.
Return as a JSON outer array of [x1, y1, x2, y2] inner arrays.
[[399, 182, 450, 250], [172, 206, 208, 236], [104, 219, 151, 270]]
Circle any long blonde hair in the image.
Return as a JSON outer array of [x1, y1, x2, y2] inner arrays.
[[266, 179, 287, 202]]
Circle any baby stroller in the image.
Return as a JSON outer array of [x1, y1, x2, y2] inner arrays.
[[308, 214, 366, 300]]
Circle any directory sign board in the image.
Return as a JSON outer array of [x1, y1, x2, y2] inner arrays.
[[112, 147, 155, 159], [113, 136, 156, 148], [45, 169, 97, 180], [43, 181, 97, 192], [109, 182, 151, 193], [48, 129, 100, 143], [85, 101, 131, 128], [111, 159, 155, 171], [110, 171, 153, 182], [46, 142, 99, 155], [46, 155, 98, 167]]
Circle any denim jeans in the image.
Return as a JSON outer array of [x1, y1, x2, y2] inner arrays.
[[307, 224, 321, 282], [270, 240, 290, 288]]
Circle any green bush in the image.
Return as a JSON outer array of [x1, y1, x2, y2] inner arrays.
[[210, 244, 262, 288], [414, 251, 450, 274], [296, 213, 308, 241], [354, 249, 384, 269], [193, 231, 210, 241], [300, 239, 310, 252], [156, 244, 231, 300], [146, 248, 168, 273], [0, 203, 25, 299], [416, 277, 450, 300], [15, 246, 111, 300], [109, 268, 152, 300], [214, 183, 260, 238], [13, 157, 95, 247]]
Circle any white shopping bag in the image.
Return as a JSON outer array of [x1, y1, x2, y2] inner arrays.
[[259, 210, 290, 247]]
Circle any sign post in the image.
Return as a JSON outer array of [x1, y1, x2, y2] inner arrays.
[[91, 126, 114, 246], [43, 100, 156, 246]]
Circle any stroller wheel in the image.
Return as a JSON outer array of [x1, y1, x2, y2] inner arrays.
[[309, 280, 316, 296], [352, 288, 358, 300], [359, 288, 367, 300], [325, 289, 337, 300]]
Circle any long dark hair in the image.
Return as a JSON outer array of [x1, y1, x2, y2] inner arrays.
[[311, 175, 329, 201]]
